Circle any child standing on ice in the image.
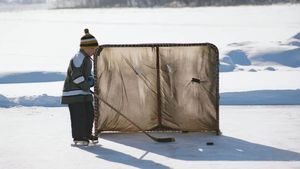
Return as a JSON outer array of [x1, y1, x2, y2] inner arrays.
[[61, 29, 98, 145]]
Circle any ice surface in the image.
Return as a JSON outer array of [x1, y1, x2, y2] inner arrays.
[[0, 106, 299, 169]]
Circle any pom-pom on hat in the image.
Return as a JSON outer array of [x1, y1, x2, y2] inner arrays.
[[80, 28, 98, 47]]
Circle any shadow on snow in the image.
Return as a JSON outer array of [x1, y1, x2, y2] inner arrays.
[[79, 133, 300, 163], [77, 144, 171, 169]]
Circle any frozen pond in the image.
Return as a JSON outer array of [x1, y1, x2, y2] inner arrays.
[[0, 106, 299, 169]]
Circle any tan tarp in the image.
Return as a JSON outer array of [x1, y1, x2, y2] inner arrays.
[[94, 43, 219, 133]]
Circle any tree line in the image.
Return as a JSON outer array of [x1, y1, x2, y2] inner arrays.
[[51, 0, 300, 8], [1, 0, 299, 7]]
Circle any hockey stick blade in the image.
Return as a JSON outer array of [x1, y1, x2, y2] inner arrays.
[[91, 90, 175, 143], [152, 136, 175, 143]]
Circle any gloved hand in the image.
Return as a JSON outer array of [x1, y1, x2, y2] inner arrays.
[[87, 76, 94, 87]]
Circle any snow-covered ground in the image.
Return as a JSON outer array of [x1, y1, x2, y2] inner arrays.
[[0, 5, 300, 72], [0, 106, 299, 169], [0, 4, 300, 106]]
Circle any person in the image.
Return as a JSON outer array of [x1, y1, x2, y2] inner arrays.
[[61, 28, 98, 145]]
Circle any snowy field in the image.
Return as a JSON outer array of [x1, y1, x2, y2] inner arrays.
[[0, 4, 300, 106], [0, 5, 299, 72], [0, 106, 299, 169]]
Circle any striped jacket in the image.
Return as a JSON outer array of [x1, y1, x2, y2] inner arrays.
[[61, 50, 93, 104]]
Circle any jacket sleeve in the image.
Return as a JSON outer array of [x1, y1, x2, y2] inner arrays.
[[70, 62, 90, 91]]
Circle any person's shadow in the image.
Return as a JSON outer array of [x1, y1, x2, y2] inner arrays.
[[77, 132, 300, 168], [77, 144, 171, 169]]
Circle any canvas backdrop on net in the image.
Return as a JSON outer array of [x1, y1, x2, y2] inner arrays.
[[94, 43, 219, 134]]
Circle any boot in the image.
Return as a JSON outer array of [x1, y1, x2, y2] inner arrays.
[[87, 135, 98, 144], [73, 138, 89, 146]]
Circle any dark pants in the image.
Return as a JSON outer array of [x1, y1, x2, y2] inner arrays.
[[68, 102, 94, 140]]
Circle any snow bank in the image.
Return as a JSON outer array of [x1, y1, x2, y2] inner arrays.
[[287, 32, 300, 47], [264, 67, 276, 71], [252, 47, 300, 68], [15, 94, 62, 107], [0, 94, 62, 107], [0, 94, 16, 108], [221, 32, 300, 71], [0, 71, 65, 84], [225, 50, 251, 66], [219, 62, 235, 72]]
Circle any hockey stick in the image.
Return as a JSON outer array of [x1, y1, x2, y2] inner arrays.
[[90, 90, 175, 143]]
